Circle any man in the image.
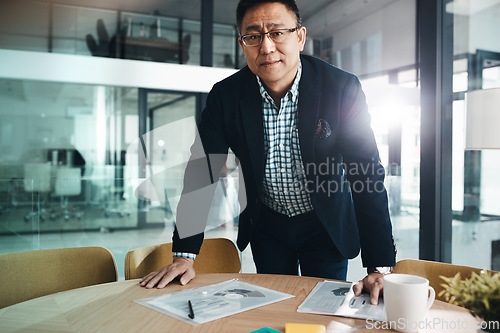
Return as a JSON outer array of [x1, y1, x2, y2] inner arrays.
[[141, 0, 396, 305]]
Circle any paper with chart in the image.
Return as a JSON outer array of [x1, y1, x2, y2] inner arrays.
[[297, 280, 386, 321], [135, 279, 294, 325]]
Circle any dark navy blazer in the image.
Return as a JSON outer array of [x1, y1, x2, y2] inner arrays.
[[173, 54, 396, 268]]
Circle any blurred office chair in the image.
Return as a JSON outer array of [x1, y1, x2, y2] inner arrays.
[[393, 259, 497, 302], [23, 163, 51, 221], [54, 167, 83, 220], [0, 246, 118, 308], [124, 238, 241, 280], [180, 34, 191, 64]]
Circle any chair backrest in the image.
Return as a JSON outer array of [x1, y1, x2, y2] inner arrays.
[[23, 163, 51, 192], [0, 246, 118, 309], [124, 238, 241, 280], [54, 167, 82, 196], [393, 259, 496, 302]]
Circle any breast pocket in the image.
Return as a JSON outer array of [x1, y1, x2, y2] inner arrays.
[[314, 126, 338, 159]]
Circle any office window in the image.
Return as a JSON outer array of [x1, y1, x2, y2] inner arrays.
[[449, 0, 500, 270]]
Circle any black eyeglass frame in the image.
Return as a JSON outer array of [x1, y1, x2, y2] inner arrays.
[[239, 27, 301, 46]]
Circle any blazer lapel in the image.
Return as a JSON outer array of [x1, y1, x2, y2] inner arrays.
[[297, 61, 321, 165], [240, 77, 266, 194]]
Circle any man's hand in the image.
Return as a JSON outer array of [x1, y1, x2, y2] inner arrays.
[[352, 273, 385, 305], [139, 257, 195, 289]]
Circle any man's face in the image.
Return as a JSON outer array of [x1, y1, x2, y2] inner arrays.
[[238, 2, 306, 91]]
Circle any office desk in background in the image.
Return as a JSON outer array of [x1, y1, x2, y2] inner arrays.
[[0, 274, 479, 333]]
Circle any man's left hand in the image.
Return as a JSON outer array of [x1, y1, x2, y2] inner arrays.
[[352, 273, 385, 305]]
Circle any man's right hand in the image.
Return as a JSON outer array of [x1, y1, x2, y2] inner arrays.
[[139, 257, 195, 289]]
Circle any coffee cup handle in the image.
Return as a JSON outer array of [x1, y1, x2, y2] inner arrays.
[[426, 286, 436, 311]]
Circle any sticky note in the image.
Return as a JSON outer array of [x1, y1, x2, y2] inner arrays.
[[250, 328, 282, 333], [285, 323, 326, 333]]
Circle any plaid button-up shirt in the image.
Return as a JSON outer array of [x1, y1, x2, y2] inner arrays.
[[258, 62, 313, 216]]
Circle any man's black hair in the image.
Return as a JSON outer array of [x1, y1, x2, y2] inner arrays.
[[236, 0, 302, 34]]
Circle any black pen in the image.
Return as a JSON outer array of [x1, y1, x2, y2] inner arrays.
[[188, 300, 195, 319]]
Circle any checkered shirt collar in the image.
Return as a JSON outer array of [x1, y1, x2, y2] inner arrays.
[[256, 61, 302, 105]]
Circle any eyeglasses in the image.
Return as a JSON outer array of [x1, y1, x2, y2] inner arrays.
[[240, 27, 300, 46]]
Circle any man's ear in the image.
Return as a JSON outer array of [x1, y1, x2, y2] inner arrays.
[[298, 26, 307, 52], [238, 38, 247, 58]]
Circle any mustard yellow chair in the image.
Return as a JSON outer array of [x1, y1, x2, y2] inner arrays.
[[0, 246, 118, 308], [393, 258, 496, 302], [125, 238, 241, 280]]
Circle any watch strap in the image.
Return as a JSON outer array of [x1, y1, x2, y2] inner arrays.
[[367, 266, 394, 275]]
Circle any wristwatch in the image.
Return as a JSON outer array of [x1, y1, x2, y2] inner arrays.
[[367, 266, 393, 275]]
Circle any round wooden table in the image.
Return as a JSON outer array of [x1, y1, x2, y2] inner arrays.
[[0, 273, 479, 332]]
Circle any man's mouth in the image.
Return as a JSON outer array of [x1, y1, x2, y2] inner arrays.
[[261, 60, 280, 67]]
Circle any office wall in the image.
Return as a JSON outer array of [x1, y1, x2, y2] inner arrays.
[[454, 3, 500, 55], [305, 0, 416, 76]]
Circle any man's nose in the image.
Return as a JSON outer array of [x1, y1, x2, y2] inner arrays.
[[260, 34, 275, 54]]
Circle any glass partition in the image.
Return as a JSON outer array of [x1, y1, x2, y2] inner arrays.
[[0, 2, 50, 53], [119, 12, 187, 64], [0, 80, 139, 234], [52, 5, 117, 57], [183, 19, 201, 66], [213, 23, 238, 68], [142, 91, 198, 227], [0, 1, 239, 68], [0, 76, 243, 278]]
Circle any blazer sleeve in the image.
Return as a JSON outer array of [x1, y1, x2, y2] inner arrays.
[[337, 74, 396, 267], [172, 85, 230, 254]]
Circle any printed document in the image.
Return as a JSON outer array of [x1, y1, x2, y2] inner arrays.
[[297, 280, 386, 321], [135, 279, 294, 325]]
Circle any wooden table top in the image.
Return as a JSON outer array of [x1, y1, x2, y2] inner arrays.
[[0, 273, 479, 333]]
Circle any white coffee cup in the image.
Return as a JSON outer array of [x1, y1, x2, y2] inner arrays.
[[383, 274, 435, 333]]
